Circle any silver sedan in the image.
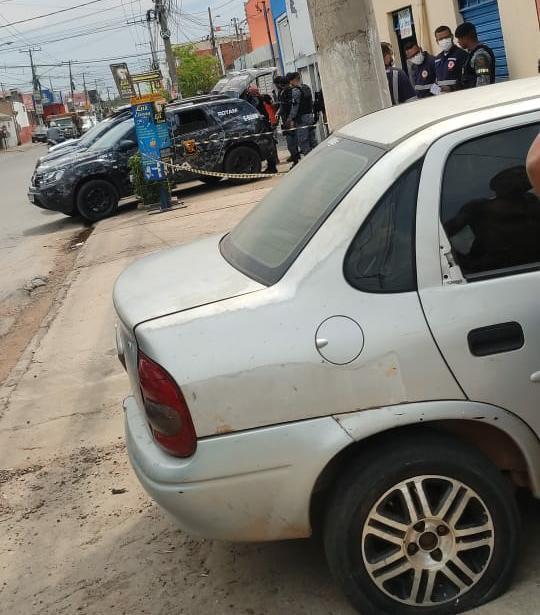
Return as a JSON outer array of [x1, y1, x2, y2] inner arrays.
[[115, 76, 540, 615]]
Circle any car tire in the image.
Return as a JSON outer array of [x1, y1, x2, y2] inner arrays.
[[324, 430, 520, 615], [224, 146, 262, 184], [76, 179, 119, 222]]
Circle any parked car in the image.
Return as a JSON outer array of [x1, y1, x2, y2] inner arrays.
[[166, 96, 277, 181], [31, 125, 48, 143], [47, 113, 80, 139], [39, 109, 132, 165], [114, 78, 540, 614], [28, 118, 137, 221]]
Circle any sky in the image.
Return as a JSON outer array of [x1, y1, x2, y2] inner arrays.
[[0, 0, 247, 98]]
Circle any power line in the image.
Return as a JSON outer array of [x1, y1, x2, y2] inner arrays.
[[0, 0, 142, 44], [0, 0, 128, 29]]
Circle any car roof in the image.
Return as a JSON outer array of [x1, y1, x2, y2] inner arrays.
[[166, 94, 233, 110], [339, 77, 540, 147]]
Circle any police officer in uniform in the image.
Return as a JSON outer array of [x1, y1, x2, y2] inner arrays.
[[274, 75, 299, 165], [404, 39, 436, 98], [433, 25, 468, 93], [381, 42, 417, 105], [287, 72, 317, 160], [456, 21, 496, 88]]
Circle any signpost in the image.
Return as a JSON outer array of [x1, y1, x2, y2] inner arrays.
[[110, 63, 136, 99], [131, 93, 179, 212]]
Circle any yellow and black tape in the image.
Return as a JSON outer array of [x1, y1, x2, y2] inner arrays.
[[140, 152, 286, 180]]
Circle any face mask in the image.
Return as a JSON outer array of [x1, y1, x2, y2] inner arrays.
[[438, 38, 453, 52], [410, 52, 424, 65]]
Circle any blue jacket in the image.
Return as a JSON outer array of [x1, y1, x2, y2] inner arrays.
[[386, 67, 417, 105], [435, 44, 468, 91], [411, 53, 437, 98]]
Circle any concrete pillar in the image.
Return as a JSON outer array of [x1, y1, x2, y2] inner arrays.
[[306, 0, 391, 130]]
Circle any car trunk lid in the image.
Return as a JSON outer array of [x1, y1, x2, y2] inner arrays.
[[113, 234, 264, 330]]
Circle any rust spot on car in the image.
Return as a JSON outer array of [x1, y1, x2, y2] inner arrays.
[[215, 424, 233, 434], [385, 366, 398, 378]]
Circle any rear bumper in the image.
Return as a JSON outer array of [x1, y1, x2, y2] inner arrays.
[[124, 395, 352, 542]]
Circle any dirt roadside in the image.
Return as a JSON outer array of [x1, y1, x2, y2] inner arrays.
[[0, 228, 92, 387]]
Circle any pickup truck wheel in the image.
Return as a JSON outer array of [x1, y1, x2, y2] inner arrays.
[[324, 431, 520, 615], [77, 179, 119, 222], [224, 146, 261, 184]]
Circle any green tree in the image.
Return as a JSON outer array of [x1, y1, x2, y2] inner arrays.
[[174, 44, 221, 97]]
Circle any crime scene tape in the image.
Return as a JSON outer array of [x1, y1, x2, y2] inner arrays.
[[172, 121, 327, 147], [140, 152, 286, 179]]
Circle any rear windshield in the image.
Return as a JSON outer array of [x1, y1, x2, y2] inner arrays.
[[221, 137, 384, 285]]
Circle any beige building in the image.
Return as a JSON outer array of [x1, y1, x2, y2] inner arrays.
[[373, 0, 539, 79]]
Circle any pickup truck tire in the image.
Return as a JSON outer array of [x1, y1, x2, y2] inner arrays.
[[324, 430, 520, 615], [224, 146, 262, 184], [77, 179, 119, 222]]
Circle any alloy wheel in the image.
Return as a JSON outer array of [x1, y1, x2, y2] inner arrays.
[[361, 475, 494, 607]]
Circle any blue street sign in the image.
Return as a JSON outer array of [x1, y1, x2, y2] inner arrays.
[[132, 100, 171, 181]]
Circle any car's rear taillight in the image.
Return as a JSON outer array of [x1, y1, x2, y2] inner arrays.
[[137, 352, 196, 458]]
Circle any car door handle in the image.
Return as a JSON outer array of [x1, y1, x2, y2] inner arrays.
[[530, 371, 540, 383], [467, 322, 524, 357]]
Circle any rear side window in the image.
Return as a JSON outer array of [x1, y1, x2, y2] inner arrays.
[[167, 108, 210, 138], [344, 163, 421, 293], [441, 123, 540, 280], [221, 137, 384, 285]]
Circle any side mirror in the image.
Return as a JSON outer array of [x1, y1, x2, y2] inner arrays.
[[118, 139, 136, 151]]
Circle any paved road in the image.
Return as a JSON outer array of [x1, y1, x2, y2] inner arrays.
[[0, 144, 86, 383], [0, 144, 85, 304]]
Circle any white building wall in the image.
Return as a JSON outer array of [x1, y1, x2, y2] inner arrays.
[[286, 0, 316, 66], [13, 101, 29, 129], [276, 14, 296, 74], [284, 0, 320, 92]]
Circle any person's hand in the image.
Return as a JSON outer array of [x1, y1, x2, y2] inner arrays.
[[286, 120, 296, 129], [526, 133, 540, 196]]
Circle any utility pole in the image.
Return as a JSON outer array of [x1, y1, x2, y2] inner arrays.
[[231, 17, 244, 69], [145, 12, 159, 70], [259, 1, 276, 68], [20, 47, 44, 125], [68, 60, 75, 112], [306, 0, 390, 130], [106, 86, 112, 101], [208, 7, 217, 57], [208, 7, 225, 75], [94, 79, 102, 118], [153, 0, 181, 99], [82, 72, 89, 108]]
